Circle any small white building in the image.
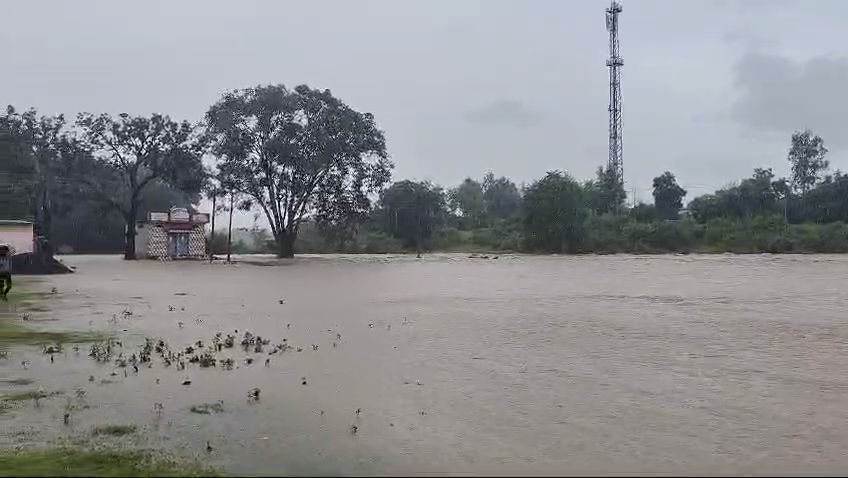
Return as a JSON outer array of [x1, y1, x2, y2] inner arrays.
[[135, 208, 209, 260], [0, 220, 34, 256]]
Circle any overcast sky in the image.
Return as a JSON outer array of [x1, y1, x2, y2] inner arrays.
[[3, 0, 847, 227]]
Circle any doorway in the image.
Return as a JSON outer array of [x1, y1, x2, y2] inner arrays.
[[168, 232, 190, 257]]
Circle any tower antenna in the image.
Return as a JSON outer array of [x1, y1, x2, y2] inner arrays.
[[606, 1, 624, 188]]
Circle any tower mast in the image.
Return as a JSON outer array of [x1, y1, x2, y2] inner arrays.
[[605, 1, 624, 187]]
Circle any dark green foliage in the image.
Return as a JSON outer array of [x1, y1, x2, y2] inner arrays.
[[522, 171, 586, 253], [629, 202, 660, 222], [788, 129, 828, 195], [585, 165, 626, 214], [206, 84, 392, 258], [448, 178, 486, 229], [375, 180, 447, 253], [482, 172, 521, 221], [74, 112, 206, 259], [688, 168, 787, 223], [652, 171, 686, 220]]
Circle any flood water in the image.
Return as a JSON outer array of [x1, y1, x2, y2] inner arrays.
[[3, 253, 848, 475]]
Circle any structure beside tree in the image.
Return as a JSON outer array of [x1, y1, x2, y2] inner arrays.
[[135, 207, 209, 260]]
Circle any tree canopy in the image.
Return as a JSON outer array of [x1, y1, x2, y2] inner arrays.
[[206, 84, 392, 258], [788, 129, 828, 195], [522, 171, 585, 253], [448, 178, 485, 229], [482, 172, 521, 221], [74, 112, 206, 259], [376, 180, 447, 254], [652, 171, 687, 220]]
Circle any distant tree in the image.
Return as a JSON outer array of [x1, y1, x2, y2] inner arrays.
[[788, 129, 828, 195], [522, 171, 586, 253], [75, 112, 207, 259], [687, 168, 791, 223], [0, 113, 37, 220], [799, 171, 848, 223], [206, 84, 391, 258], [590, 165, 626, 214], [4, 108, 66, 241], [448, 178, 485, 229], [482, 172, 521, 221], [652, 171, 687, 220], [377, 180, 447, 255], [629, 202, 659, 222]]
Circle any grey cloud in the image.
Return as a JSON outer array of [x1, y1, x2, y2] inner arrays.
[[465, 100, 544, 128], [722, 29, 779, 51], [731, 53, 848, 148]]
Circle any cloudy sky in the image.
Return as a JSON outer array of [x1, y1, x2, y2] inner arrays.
[[3, 0, 847, 226]]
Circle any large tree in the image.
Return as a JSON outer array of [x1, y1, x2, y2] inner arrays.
[[377, 180, 447, 255], [788, 129, 828, 195], [206, 84, 391, 258], [448, 178, 485, 229], [652, 171, 687, 220], [522, 171, 586, 253], [482, 172, 521, 220], [0, 112, 37, 221], [75, 113, 206, 259], [587, 165, 626, 214], [0, 107, 69, 241]]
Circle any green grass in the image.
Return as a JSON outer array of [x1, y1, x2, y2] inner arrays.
[[91, 424, 138, 437], [0, 390, 41, 402], [0, 320, 105, 346], [0, 448, 220, 477]]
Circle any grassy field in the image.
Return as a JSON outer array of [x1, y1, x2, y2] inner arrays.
[[0, 448, 220, 477]]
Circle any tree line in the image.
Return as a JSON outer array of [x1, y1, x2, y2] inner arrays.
[[2, 83, 847, 258]]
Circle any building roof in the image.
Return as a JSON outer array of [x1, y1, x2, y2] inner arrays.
[[0, 220, 33, 225]]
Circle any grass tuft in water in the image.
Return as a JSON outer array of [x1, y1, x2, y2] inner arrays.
[[189, 401, 225, 414], [0, 447, 220, 477], [91, 424, 138, 437]]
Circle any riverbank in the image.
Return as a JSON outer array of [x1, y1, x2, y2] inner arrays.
[[239, 216, 848, 256]]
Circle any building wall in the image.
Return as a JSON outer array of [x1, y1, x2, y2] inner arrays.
[[147, 225, 169, 259], [0, 223, 34, 255], [135, 224, 150, 258], [142, 223, 206, 259], [188, 225, 206, 256]]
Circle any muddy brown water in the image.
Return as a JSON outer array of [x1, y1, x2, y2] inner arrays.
[[2, 253, 848, 475]]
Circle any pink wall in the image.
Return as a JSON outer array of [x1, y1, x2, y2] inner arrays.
[[0, 224, 34, 255]]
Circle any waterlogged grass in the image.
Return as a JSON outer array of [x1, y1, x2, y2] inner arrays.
[[0, 320, 105, 346], [91, 424, 138, 437], [189, 401, 225, 414], [0, 390, 40, 402], [0, 282, 106, 347], [0, 389, 61, 414], [0, 448, 221, 477]]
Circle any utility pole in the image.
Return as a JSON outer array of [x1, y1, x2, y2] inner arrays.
[[208, 192, 217, 263], [226, 194, 234, 263], [606, 1, 624, 189]]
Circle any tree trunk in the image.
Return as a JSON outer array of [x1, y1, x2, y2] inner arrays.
[[124, 214, 137, 260], [277, 231, 295, 258]]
